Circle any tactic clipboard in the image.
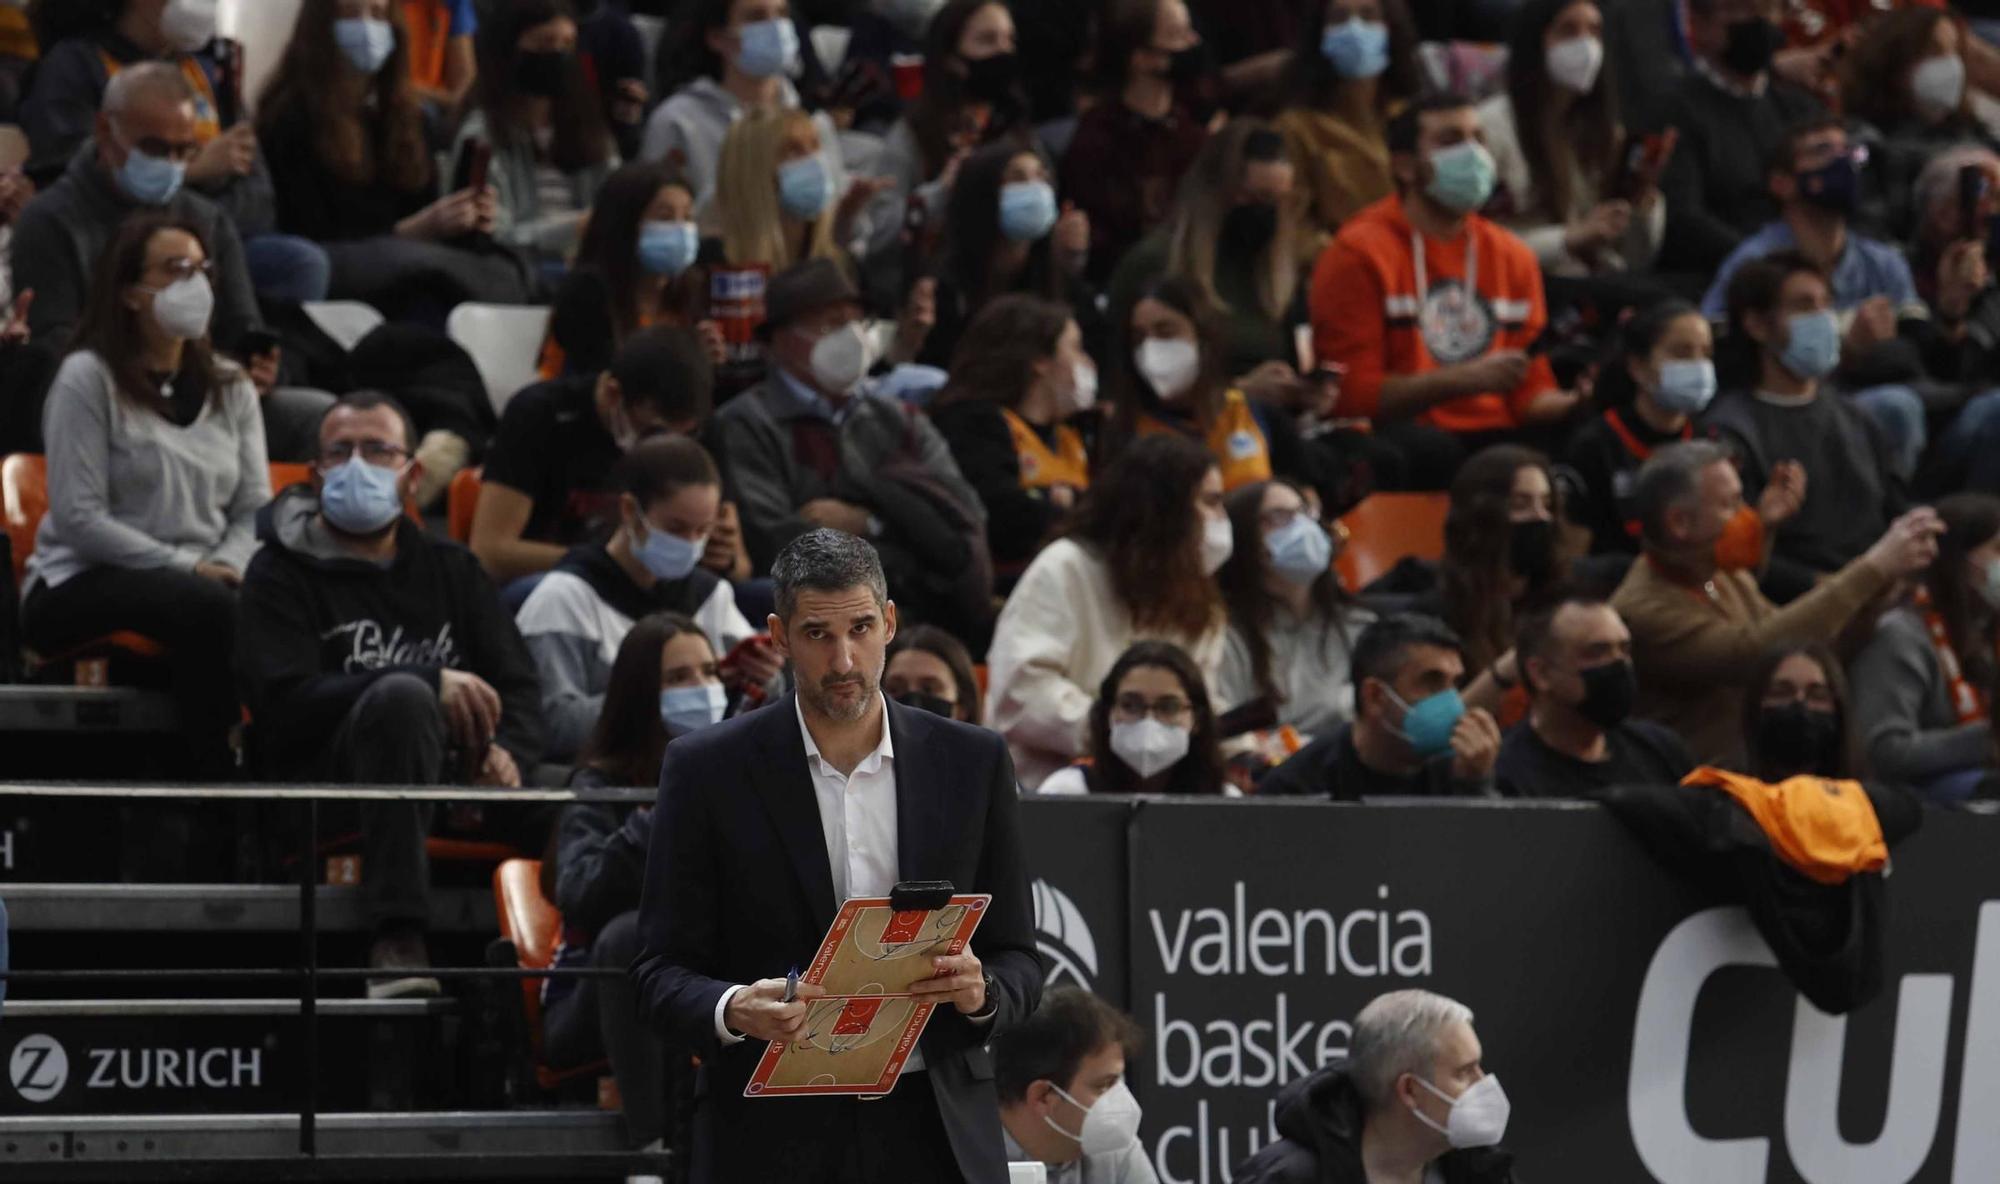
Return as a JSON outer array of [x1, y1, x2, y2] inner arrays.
[[744, 890, 989, 1098]]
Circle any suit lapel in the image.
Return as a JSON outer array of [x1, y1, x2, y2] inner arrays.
[[747, 695, 838, 929], [889, 698, 949, 885]]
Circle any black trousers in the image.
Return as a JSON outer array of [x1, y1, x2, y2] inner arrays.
[[693, 1070, 964, 1183], [542, 910, 668, 1146], [317, 672, 447, 928], [20, 565, 239, 777]]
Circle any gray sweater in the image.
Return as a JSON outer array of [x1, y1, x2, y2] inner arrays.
[[25, 350, 270, 593], [1849, 606, 1992, 786]]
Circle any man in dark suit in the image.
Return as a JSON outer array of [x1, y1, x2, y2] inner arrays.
[[632, 528, 1042, 1183]]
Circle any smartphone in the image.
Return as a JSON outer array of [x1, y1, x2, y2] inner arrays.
[[215, 38, 243, 128], [466, 140, 492, 194], [1961, 164, 1988, 242]]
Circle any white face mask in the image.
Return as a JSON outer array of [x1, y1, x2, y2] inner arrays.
[[1543, 34, 1603, 94], [1200, 513, 1233, 575], [161, 0, 218, 52], [144, 273, 215, 341], [1411, 1073, 1511, 1149], [1045, 1080, 1144, 1155], [1135, 337, 1200, 402], [808, 322, 872, 394], [1911, 53, 1967, 115], [1067, 359, 1099, 415], [1108, 717, 1190, 779]]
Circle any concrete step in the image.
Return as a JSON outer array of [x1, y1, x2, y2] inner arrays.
[[1, 883, 497, 934]]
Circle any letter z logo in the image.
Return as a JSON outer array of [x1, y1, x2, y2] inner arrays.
[[9, 1034, 68, 1103]]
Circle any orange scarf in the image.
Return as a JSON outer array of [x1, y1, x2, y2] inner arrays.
[[1912, 585, 1990, 725]]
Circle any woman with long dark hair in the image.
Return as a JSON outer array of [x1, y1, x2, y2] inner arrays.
[[1216, 479, 1373, 740], [878, 0, 1024, 211], [1038, 641, 1231, 795], [256, 0, 531, 317], [452, 0, 617, 268], [986, 433, 1230, 786], [920, 139, 1094, 367], [1850, 493, 2000, 799], [546, 612, 725, 1149], [544, 162, 719, 378], [1270, 0, 1421, 245], [885, 624, 984, 726], [1109, 275, 1273, 492], [929, 294, 1096, 569], [1740, 643, 1859, 782], [1477, 0, 1662, 276], [20, 213, 270, 778], [1841, 8, 1996, 236]]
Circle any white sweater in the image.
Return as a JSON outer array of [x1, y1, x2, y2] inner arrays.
[[983, 538, 1225, 789]]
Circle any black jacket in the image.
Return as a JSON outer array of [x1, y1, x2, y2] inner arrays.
[[630, 694, 1042, 1184], [551, 788, 651, 939], [1596, 779, 1922, 1014], [1236, 1063, 1519, 1184], [236, 487, 545, 772]]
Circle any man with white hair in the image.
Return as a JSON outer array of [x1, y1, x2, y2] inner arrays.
[[1235, 989, 1518, 1184]]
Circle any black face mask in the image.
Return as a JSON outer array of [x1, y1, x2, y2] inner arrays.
[[1796, 154, 1861, 216], [1721, 18, 1785, 77], [1509, 518, 1558, 585], [1221, 202, 1279, 252], [1573, 659, 1637, 730], [1753, 702, 1842, 779], [962, 51, 1020, 104], [896, 690, 956, 719], [515, 49, 572, 99]]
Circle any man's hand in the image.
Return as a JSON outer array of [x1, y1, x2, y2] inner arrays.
[[193, 561, 241, 588], [724, 977, 827, 1043], [187, 124, 258, 185], [1845, 296, 1897, 355], [1449, 707, 1502, 782], [246, 346, 282, 398], [1757, 460, 1807, 527], [438, 668, 502, 753], [476, 744, 521, 789], [909, 948, 988, 1015], [1452, 350, 1530, 396], [1863, 507, 1946, 580], [1936, 239, 1989, 327], [800, 498, 872, 536]]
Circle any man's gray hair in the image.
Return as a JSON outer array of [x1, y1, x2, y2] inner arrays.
[[1349, 990, 1474, 1110], [103, 62, 196, 119], [771, 528, 888, 620], [1633, 440, 1730, 545]]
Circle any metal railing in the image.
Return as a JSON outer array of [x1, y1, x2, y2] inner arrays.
[[0, 781, 658, 1169]]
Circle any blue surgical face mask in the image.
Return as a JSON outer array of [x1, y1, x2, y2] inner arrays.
[[1266, 514, 1334, 586], [634, 520, 705, 582], [334, 17, 397, 76], [998, 179, 1058, 242], [1778, 309, 1840, 381], [1652, 359, 1716, 416], [115, 141, 186, 206], [319, 455, 405, 535], [638, 220, 700, 277], [1383, 684, 1465, 757], [1424, 141, 1496, 214], [1321, 17, 1389, 79], [735, 18, 800, 79], [660, 682, 728, 735], [777, 154, 832, 220]]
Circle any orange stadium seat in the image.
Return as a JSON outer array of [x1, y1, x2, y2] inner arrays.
[[268, 461, 313, 492], [448, 467, 483, 544], [1334, 492, 1450, 591], [2, 454, 165, 668], [493, 858, 606, 1090]]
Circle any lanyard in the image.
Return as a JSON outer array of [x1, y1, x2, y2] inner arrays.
[[1603, 409, 1692, 463], [1411, 230, 1476, 304]]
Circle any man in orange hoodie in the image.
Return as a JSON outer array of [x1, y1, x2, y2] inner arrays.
[[1310, 92, 1581, 489]]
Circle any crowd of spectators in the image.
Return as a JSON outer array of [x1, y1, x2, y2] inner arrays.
[[5, 0, 2000, 1164]]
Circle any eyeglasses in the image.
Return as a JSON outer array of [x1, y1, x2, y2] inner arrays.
[[151, 258, 212, 282], [318, 441, 411, 467], [1112, 694, 1192, 723]]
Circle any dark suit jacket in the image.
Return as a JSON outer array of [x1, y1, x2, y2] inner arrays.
[[631, 694, 1042, 1184]]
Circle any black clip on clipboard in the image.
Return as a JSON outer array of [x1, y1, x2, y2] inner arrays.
[[889, 880, 956, 911]]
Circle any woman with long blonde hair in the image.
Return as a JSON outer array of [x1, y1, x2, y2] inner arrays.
[[713, 106, 850, 272]]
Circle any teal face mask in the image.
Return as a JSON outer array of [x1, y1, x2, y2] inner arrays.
[[1424, 141, 1496, 214], [1383, 684, 1465, 757]]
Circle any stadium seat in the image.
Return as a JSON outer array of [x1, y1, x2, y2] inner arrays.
[[301, 300, 386, 354], [447, 467, 483, 544], [269, 461, 312, 492], [216, 0, 304, 116], [447, 304, 553, 417], [1334, 492, 1450, 591], [2, 454, 166, 669], [492, 859, 606, 1090]]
